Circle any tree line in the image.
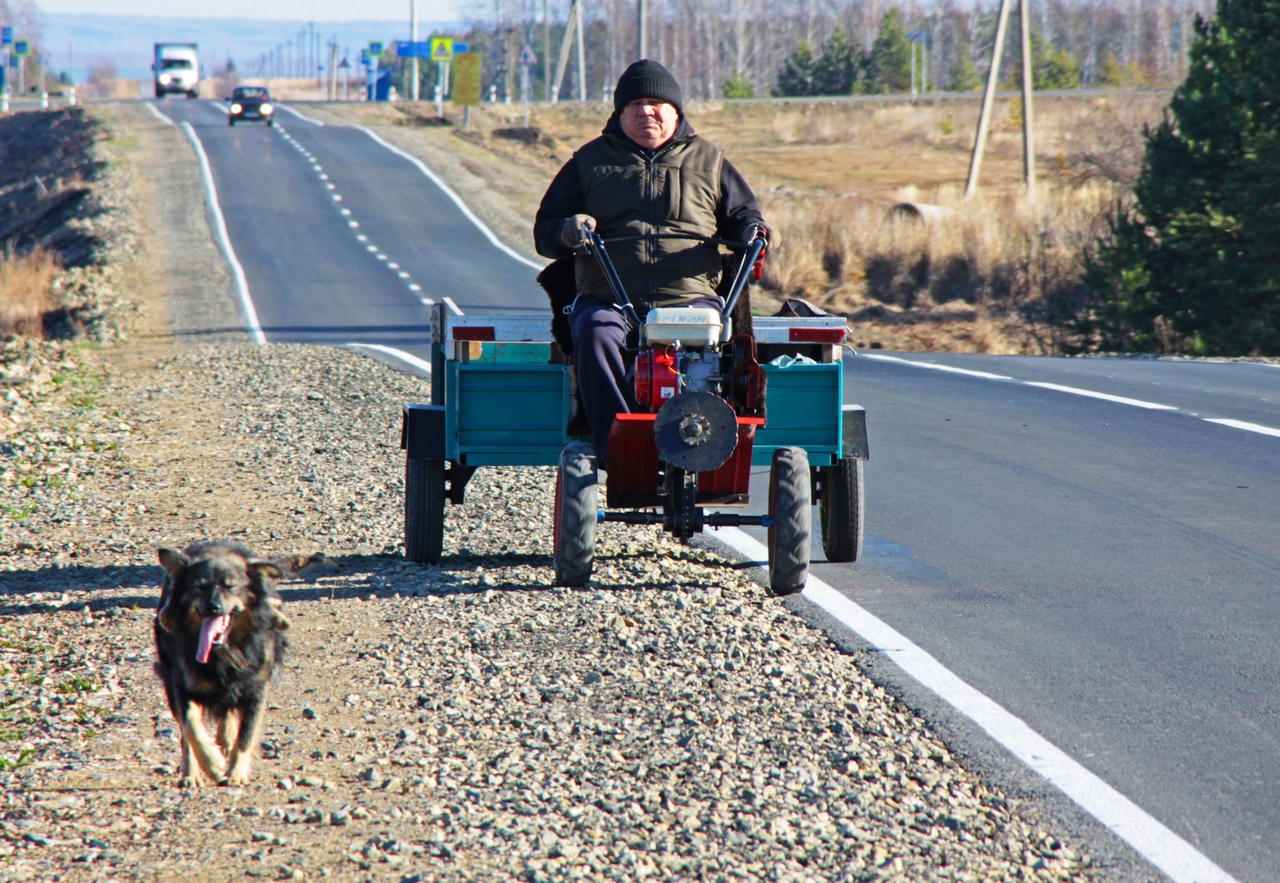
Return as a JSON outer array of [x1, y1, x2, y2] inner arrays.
[[443, 0, 1213, 103]]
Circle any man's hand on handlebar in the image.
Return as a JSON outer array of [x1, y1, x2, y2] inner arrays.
[[560, 214, 598, 249], [749, 224, 770, 281]]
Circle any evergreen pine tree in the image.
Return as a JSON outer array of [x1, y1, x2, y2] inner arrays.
[[775, 40, 818, 97], [950, 41, 981, 91], [863, 9, 913, 94], [813, 28, 859, 96], [1080, 0, 1280, 355]]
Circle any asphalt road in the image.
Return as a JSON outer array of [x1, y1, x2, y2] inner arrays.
[[155, 98, 1279, 881], [154, 98, 544, 361], [817, 353, 1279, 882]]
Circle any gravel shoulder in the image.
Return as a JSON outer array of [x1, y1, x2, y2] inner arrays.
[[0, 103, 1114, 882]]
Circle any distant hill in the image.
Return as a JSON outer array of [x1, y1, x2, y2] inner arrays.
[[39, 14, 464, 82]]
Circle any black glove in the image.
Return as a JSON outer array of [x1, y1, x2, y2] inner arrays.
[[560, 214, 597, 248]]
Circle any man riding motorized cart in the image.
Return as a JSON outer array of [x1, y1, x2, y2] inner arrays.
[[400, 60, 868, 595]]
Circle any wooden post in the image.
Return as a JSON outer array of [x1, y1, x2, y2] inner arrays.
[[965, 0, 1014, 198]]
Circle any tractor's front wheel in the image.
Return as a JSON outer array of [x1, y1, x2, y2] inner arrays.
[[768, 447, 811, 595], [553, 443, 598, 587], [405, 457, 445, 564]]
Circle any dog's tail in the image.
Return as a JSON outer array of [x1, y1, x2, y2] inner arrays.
[[271, 553, 326, 577]]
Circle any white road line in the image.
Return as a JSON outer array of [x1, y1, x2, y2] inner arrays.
[[355, 125, 545, 271], [865, 354, 1280, 439], [144, 101, 174, 125], [277, 103, 324, 125], [345, 343, 432, 374], [860, 353, 1012, 380], [1203, 417, 1280, 438], [208, 101, 229, 115], [179, 122, 266, 345], [711, 527, 1240, 883], [1024, 381, 1178, 411]]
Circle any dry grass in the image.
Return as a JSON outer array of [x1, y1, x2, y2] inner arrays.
[[0, 248, 61, 339], [761, 181, 1122, 353]]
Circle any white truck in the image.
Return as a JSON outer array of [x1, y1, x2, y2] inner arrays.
[[153, 43, 200, 98]]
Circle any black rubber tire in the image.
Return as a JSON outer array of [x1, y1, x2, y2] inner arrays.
[[768, 447, 812, 595], [553, 443, 598, 587], [267, 118, 275, 127], [404, 457, 445, 564], [820, 457, 865, 562], [228, 118, 235, 126]]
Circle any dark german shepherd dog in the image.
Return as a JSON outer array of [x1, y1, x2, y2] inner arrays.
[[154, 541, 316, 786]]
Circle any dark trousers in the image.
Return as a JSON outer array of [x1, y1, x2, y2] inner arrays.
[[569, 294, 722, 467]]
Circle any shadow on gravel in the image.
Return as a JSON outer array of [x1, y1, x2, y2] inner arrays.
[[0, 565, 163, 615]]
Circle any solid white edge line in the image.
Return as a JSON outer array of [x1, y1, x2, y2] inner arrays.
[[345, 343, 432, 375], [208, 100, 228, 115], [711, 527, 1239, 883], [1203, 417, 1280, 438], [277, 103, 324, 125], [1023, 381, 1178, 411], [859, 353, 1012, 380], [144, 101, 174, 125], [355, 125, 545, 271], [179, 122, 266, 345]]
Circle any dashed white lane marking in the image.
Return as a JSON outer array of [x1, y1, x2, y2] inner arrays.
[[277, 104, 324, 125], [180, 122, 265, 344], [277, 129, 439, 300], [861, 353, 1280, 440], [1024, 381, 1177, 411], [344, 343, 432, 375], [355, 125, 543, 271], [1203, 417, 1280, 438], [144, 101, 174, 125], [711, 528, 1240, 883]]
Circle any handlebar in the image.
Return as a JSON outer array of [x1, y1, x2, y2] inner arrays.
[[578, 231, 767, 339]]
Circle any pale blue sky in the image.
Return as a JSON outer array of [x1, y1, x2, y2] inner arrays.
[[39, 0, 462, 21]]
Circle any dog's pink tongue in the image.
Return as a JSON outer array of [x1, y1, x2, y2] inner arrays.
[[196, 614, 232, 664]]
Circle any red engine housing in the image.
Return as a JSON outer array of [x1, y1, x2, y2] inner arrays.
[[634, 347, 679, 412]]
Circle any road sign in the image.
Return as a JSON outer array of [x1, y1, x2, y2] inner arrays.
[[430, 37, 453, 62], [454, 43, 469, 54], [907, 30, 929, 43], [453, 52, 482, 107], [369, 41, 384, 56], [396, 40, 431, 59], [1, 27, 12, 47], [12, 39, 30, 58], [339, 56, 350, 69], [517, 44, 537, 66]]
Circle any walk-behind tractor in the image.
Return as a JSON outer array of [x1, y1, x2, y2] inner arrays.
[[401, 233, 868, 595]]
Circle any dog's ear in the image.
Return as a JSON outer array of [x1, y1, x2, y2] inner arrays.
[[245, 558, 284, 582], [157, 548, 190, 576]]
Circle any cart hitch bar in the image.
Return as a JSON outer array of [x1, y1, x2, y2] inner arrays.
[[599, 510, 774, 528]]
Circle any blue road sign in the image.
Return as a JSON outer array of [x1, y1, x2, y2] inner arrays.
[[396, 40, 433, 58], [454, 43, 468, 54], [1, 27, 13, 47]]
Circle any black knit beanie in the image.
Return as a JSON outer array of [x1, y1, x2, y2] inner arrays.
[[613, 59, 683, 116]]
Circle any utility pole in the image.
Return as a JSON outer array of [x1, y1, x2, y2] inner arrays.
[[1019, 0, 1036, 198], [411, 0, 420, 101], [637, 0, 647, 60], [965, 0, 1012, 197]]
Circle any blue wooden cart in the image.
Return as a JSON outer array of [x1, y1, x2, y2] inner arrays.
[[401, 236, 868, 595]]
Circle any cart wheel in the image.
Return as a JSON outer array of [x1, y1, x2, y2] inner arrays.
[[404, 457, 445, 564], [820, 457, 864, 562], [768, 447, 811, 595], [553, 443, 598, 587]]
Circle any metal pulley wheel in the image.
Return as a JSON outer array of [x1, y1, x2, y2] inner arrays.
[[654, 391, 738, 473]]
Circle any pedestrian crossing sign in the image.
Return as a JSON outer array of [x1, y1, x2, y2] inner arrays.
[[431, 38, 454, 62]]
